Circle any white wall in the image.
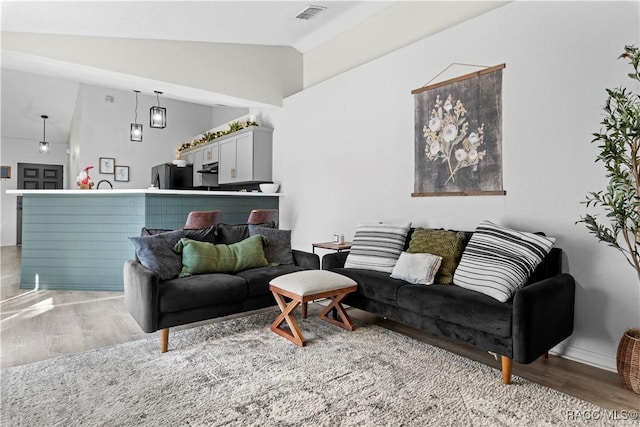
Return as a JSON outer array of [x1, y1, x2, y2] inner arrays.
[[0, 138, 69, 246], [276, 1, 640, 371], [75, 84, 214, 189]]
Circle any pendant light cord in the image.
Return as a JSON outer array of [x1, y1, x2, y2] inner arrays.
[[134, 91, 139, 123], [41, 115, 48, 141]]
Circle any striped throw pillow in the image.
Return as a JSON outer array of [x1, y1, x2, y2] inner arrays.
[[344, 222, 412, 273], [453, 221, 555, 302]]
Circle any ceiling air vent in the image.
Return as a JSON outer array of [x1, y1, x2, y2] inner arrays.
[[296, 5, 326, 20]]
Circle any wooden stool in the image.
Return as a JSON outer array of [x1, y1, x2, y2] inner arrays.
[[269, 270, 358, 346]]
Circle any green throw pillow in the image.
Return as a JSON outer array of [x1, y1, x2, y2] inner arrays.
[[173, 235, 268, 276], [407, 228, 466, 284]]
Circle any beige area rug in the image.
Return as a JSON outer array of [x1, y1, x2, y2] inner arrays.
[[1, 306, 635, 427]]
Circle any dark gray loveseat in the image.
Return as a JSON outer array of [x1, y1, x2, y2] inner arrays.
[[322, 229, 575, 384], [124, 224, 319, 352]]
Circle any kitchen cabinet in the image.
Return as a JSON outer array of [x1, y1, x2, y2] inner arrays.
[[192, 147, 204, 187], [218, 127, 272, 184], [204, 142, 219, 164], [183, 151, 194, 169], [179, 126, 272, 186]]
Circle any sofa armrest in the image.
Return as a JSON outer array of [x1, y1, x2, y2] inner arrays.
[[512, 273, 575, 363], [123, 260, 161, 333], [322, 251, 350, 270], [292, 249, 320, 270]]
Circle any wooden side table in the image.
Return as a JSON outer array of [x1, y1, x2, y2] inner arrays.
[[312, 241, 352, 254]]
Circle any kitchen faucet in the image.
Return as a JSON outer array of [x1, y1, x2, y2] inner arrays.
[[96, 179, 113, 189]]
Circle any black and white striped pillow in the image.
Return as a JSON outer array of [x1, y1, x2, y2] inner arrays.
[[344, 222, 412, 273], [453, 221, 555, 302]]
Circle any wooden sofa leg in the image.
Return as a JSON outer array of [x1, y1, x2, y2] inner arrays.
[[501, 356, 512, 384], [544, 351, 549, 359], [161, 328, 169, 353]]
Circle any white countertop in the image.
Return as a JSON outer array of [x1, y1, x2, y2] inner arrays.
[[6, 189, 283, 197]]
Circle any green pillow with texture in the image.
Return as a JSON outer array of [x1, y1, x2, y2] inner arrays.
[[407, 228, 467, 284], [173, 235, 268, 276]]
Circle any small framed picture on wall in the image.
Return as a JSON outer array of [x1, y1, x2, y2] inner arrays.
[[114, 165, 129, 182], [99, 157, 115, 174]]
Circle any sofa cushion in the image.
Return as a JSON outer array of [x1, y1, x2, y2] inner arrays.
[[235, 264, 307, 297], [390, 252, 442, 285], [453, 221, 556, 302], [344, 222, 412, 273], [159, 273, 248, 313], [174, 236, 268, 275], [140, 228, 173, 235], [141, 226, 217, 243], [129, 230, 185, 280], [248, 225, 295, 265], [330, 268, 406, 305], [215, 222, 276, 245], [407, 228, 466, 284], [396, 284, 513, 338]]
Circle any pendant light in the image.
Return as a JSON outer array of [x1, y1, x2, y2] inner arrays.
[[150, 90, 166, 128], [39, 115, 50, 153], [130, 90, 143, 142]]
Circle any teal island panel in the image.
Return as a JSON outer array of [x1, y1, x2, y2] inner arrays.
[[21, 194, 145, 291], [19, 192, 279, 291]]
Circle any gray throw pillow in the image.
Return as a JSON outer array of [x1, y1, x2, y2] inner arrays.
[[183, 226, 217, 243], [248, 225, 294, 265], [140, 227, 173, 236], [129, 229, 185, 280], [141, 226, 216, 243], [216, 222, 276, 245]]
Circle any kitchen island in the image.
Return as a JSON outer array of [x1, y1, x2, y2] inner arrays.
[[6, 189, 281, 291]]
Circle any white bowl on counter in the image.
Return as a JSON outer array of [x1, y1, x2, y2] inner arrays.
[[172, 159, 188, 167], [259, 183, 280, 193]]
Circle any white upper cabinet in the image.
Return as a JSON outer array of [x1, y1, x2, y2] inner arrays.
[[192, 147, 204, 186], [218, 127, 273, 184], [203, 142, 219, 164], [180, 126, 272, 185]]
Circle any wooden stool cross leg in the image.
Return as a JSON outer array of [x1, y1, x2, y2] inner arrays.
[[318, 288, 356, 331], [270, 288, 306, 347]]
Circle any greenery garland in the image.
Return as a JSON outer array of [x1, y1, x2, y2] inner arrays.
[[176, 119, 259, 154]]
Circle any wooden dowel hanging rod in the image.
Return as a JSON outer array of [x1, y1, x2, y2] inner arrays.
[[411, 63, 506, 95]]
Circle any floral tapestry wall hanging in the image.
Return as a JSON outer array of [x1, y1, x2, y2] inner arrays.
[[411, 64, 506, 197]]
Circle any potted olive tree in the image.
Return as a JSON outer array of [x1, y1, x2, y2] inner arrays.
[[579, 45, 639, 394]]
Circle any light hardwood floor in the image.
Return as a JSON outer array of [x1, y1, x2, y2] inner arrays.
[[1, 246, 638, 411]]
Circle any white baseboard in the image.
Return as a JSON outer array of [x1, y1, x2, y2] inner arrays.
[[550, 344, 617, 373]]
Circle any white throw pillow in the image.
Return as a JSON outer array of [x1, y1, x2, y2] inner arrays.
[[390, 252, 443, 285], [344, 222, 412, 273], [453, 220, 556, 302]]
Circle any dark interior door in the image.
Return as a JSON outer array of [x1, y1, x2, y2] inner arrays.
[[16, 163, 63, 245]]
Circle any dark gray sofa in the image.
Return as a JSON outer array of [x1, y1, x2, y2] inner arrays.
[[124, 226, 320, 352], [322, 230, 575, 384]]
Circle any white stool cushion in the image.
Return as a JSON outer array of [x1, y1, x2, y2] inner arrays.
[[270, 270, 357, 296]]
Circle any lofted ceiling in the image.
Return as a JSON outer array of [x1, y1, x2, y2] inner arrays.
[[1, 1, 506, 145], [0, 1, 394, 53], [1, 1, 394, 144]]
